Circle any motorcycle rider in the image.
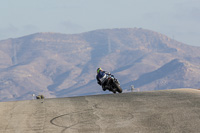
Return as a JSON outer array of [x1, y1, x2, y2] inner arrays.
[[96, 68, 111, 91]]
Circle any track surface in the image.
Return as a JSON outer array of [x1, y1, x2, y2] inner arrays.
[[0, 89, 200, 133]]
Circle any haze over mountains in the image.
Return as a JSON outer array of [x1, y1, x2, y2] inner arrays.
[[0, 28, 200, 101]]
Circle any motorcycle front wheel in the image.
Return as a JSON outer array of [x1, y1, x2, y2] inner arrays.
[[113, 82, 122, 93]]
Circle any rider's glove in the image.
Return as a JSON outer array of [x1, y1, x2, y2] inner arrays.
[[105, 71, 111, 75]]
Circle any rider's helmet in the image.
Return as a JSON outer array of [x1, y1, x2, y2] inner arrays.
[[97, 68, 102, 74]]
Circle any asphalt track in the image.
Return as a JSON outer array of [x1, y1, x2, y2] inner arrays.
[[0, 89, 200, 133]]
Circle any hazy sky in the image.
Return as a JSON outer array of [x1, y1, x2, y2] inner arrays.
[[0, 0, 200, 46]]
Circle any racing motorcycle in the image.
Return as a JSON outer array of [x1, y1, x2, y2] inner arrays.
[[103, 74, 123, 94]]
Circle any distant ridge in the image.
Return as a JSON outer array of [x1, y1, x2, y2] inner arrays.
[[0, 28, 200, 101]]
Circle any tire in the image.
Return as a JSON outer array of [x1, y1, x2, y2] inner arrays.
[[113, 82, 122, 93]]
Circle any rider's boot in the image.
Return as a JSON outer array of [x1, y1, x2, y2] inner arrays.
[[102, 86, 106, 91]]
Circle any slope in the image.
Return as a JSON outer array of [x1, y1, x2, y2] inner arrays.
[[126, 59, 200, 91], [0, 89, 200, 133]]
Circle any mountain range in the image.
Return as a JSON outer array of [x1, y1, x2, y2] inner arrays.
[[0, 28, 200, 101]]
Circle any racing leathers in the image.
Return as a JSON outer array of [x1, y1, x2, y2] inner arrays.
[[96, 70, 111, 91]]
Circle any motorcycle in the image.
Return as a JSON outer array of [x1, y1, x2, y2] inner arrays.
[[103, 74, 123, 94]]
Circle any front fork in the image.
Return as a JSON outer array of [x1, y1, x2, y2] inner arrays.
[[107, 77, 117, 91]]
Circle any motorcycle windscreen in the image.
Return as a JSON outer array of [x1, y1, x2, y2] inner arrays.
[[99, 73, 107, 83]]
